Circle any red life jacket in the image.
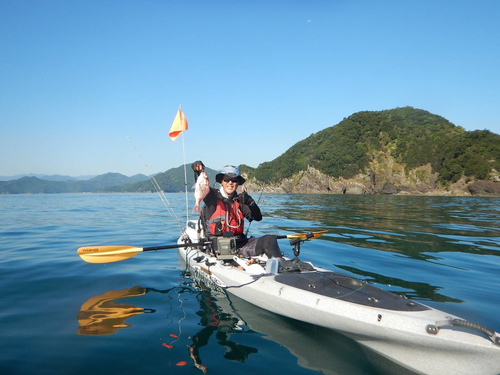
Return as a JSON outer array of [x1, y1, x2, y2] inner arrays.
[[207, 198, 244, 236]]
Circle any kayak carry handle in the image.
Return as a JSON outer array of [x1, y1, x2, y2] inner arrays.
[[426, 319, 500, 346]]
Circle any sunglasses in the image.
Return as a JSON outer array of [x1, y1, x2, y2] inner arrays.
[[223, 177, 239, 183]]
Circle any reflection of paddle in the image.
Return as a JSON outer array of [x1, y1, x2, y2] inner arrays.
[[77, 230, 327, 264], [76, 286, 148, 335]]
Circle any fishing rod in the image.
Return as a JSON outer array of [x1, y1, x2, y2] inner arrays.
[[244, 182, 265, 237], [126, 136, 184, 231]]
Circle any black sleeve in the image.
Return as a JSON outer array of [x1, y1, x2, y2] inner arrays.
[[202, 188, 218, 223], [203, 187, 217, 204], [240, 195, 262, 222]]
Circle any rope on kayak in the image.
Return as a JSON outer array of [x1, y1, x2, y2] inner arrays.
[[321, 272, 369, 299], [223, 274, 270, 289]]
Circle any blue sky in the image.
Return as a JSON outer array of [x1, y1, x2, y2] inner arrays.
[[1, 0, 499, 177]]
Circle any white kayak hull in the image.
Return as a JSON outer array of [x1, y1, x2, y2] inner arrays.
[[178, 220, 500, 375]]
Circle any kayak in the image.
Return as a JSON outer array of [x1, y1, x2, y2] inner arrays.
[[178, 220, 500, 375]]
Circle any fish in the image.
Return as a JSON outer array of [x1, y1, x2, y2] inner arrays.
[[193, 171, 209, 214]]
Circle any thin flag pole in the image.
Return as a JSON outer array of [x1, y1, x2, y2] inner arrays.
[[168, 105, 189, 225], [181, 127, 188, 223]]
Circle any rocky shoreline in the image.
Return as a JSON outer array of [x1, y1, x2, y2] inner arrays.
[[244, 166, 500, 197]]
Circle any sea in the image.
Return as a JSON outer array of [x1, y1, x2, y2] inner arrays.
[[0, 193, 499, 375]]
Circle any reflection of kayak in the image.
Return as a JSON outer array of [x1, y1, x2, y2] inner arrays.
[[195, 281, 385, 375], [178, 220, 500, 375]]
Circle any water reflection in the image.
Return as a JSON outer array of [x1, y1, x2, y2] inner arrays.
[[76, 286, 154, 335], [182, 272, 415, 375], [265, 194, 500, 259], [188, 288, 257, 374], [75, 281, 386, 375], [75, 284, 260, 373]]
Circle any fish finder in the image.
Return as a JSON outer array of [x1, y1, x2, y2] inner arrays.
[[212, 237, 237, 260]]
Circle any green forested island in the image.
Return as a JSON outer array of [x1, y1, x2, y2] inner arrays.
[[245, 107, 499, 186], [2, 107, 499, 195]]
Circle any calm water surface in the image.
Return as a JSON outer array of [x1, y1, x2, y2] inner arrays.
[[0, 193, 499, 374]]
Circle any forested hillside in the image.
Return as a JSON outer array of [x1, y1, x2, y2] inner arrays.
[[251, 107, 500, 186]]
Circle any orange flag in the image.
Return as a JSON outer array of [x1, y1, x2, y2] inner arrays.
[[169, 108, 188, 141]]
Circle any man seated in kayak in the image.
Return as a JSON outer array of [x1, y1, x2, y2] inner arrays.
[[192, 162, 282, 265]]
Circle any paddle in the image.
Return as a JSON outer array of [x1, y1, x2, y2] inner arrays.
[[77, 242, 210, 264], [279, 229, 328, 240], [77, 230, 328, 264]]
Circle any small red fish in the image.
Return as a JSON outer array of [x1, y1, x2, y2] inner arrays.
[[162, 343, 174, 349], [176, 361, 188, 366], [170, 333, 178, 338]]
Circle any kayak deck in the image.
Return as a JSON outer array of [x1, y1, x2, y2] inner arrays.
[[275, 272, 429, 312]]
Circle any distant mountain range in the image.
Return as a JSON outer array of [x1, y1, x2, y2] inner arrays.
[[0, 173, 150, 194], [108, 165, 218, 193], [2, 107, 499, 195], [0, 168, 220, 194], [0, 174, 97, 182]]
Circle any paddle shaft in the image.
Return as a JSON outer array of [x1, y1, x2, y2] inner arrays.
[[77, 230, 327, 263], [139, 232, 317, 254], [143, 241, 210, 252], [146, 232, 318, 252]]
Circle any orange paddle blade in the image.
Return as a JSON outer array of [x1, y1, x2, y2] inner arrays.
[[287, 230, 328, 240], [77, 246, 144, 264]]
